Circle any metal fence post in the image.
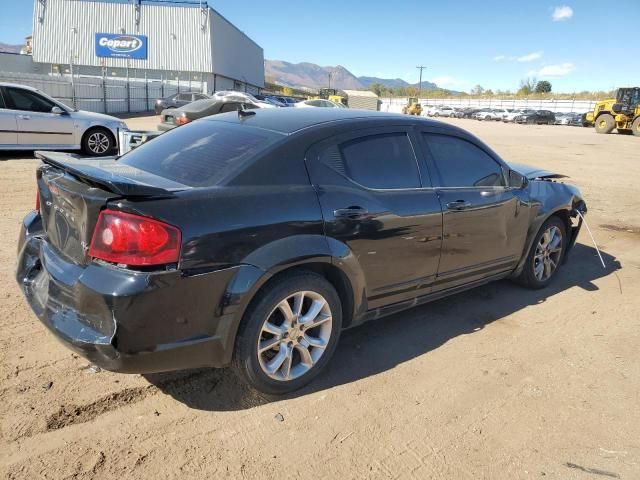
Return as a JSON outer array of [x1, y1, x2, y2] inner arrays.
[[145, 71, 149, 112], [161, 74, 164, 98], [102, 69, 107, 114], [126, 63, 131, 113]]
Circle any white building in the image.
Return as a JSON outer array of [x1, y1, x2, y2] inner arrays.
[[30, 0, 264, 93]]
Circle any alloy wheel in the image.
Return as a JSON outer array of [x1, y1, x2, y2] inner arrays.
[[533, 226, 563, 281], [87, 131, 111, 154], [257, 291, 332, 381]]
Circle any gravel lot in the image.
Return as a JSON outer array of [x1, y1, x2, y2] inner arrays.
[[1, 114, 639, 479]]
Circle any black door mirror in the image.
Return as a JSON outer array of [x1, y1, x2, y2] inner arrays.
[[508, 169, 528, 189]]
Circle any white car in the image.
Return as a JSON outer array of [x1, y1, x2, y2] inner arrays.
[[475, 108, 507, 121], [503, 109, 526, 123], [431, 106, 455, 117], [295, 99, 346, 108], [0, 82, 127, 155]]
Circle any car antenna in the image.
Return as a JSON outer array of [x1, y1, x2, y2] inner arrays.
[[237, 105, 256, 118]]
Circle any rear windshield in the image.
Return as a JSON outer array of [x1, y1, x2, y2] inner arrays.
[[118, 120, 282, 187]]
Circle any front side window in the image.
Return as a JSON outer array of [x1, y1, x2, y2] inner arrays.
[[331, 133, 421, 189], [5, 87, 55, 113], [423, 134, 504, 188]]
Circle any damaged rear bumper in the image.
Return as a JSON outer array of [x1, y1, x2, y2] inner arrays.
[[16, 211, 243, 374]]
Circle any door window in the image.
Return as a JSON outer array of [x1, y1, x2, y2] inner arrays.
[[176, 93, 191, 101], [423, 133, 504, 187], [327, 133, 421, 189], [220, 102, 241, 113], [5, 87, 55, 113], [0, 90, 5, 109]]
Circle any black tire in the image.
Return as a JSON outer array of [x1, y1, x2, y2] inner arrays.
[[233, 271, 343, 395], [515, 216, 567, 289], [81, 128, 115, 156], [595, 114, 615, 134], [632, 117, 640, 137]]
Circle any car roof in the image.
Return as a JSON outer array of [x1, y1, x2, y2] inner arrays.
[[0, 82, 39, 92], [204, 108, 449, 134]]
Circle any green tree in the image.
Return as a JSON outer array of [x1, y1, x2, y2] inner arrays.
[[517, 77, 537, 96], [369, 82, 384, 97], [535, 80, 552, 93], [484, 89, 494, 97]]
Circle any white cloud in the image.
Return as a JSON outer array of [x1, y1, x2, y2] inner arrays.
[[493, 55, 505, 61], [516, 51, 543, 62], [431, 76, 466, 88], [533, 63, 575, 77], [552, 5, 573, 21]]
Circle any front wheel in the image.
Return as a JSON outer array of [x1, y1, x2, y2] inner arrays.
[[595, 114, 615, 134], [233, 272, 342, 394], [82, 128, 115, 156], [632, 117, 640, 137], [515, 216, 566, 289]]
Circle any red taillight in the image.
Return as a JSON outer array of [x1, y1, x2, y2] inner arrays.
[[35, 189, 41, 211], [88, 210, 181, 266], [175, 114, 190, 126]]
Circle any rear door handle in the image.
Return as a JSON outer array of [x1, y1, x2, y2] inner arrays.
[[334, 206, 368, 219], [446, 200, 472, 210], [19, 115, 31, 120]]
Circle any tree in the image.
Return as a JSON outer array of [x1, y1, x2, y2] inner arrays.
[[369, 82, 384, 97], [517, 77, 537, 96], [484, 89, 494, 97], [471, 85, 484, 96], [535, 80, 552, 93]]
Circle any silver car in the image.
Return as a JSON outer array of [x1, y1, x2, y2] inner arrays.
[[0, 82, 127, 156]]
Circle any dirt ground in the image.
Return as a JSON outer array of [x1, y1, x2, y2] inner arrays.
[[1, 115, 639, 479]]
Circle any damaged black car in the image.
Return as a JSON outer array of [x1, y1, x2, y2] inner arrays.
[[16, 108, 586, 394]]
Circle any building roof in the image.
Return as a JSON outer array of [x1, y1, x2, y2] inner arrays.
[[342, 90, 379, 98]]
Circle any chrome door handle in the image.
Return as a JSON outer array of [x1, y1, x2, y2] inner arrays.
[[18, 115, 31, 120], [446, 200, 472, 210]]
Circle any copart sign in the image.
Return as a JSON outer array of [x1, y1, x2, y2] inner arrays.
[[95, 33, 148, 59]]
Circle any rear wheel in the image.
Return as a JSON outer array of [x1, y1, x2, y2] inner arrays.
[[632, 117, 640, 137], [82, 128, 115, 156], [595, 114, 615, 134], [233, 272, 342, 394], [515, 216, 566, 289]]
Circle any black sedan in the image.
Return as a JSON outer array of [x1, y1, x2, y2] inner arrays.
[[18, 109, 586, 394], [157, 92, 272, 131], [514, 110, 556, 125], [154, 92, 210, 114]]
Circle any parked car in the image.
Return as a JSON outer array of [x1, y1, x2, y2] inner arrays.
[[432, 106, 455, 117], [295, 99, 346, 108], [571, 113, 590, 127], [514, 110, 556, 125], [254, 94, 286, 107], [475, 108, 507, 121], [0, 82, 126, 155], [458, 107, 483, 119], [158, 92, 273, 131], [503, 109, 527, 123], [18, 108, 587, 394], [154, 92, 209, 114]]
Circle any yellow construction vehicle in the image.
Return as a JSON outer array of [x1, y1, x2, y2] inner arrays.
[[402, 97, 422, 115], [586, 87, 640, 136]]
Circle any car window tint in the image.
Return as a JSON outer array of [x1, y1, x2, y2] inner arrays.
[[337, 133, 420, 189], [5, 87, 55, 113], [423, 134, 504, 187], [0, 90, 5, 109], [177, 93, 191, 101], [194, 94, 208, 100], [119, 121, 282, 187]]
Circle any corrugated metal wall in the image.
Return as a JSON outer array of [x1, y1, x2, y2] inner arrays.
[[33, 0, 214, 72], [31, 0, 265, 89]]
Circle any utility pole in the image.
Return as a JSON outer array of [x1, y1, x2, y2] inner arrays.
[[328, 72, 332, 90], [416, 65, 427, 99]]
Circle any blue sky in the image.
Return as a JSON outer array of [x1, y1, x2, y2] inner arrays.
[[2, 0, 639, 92]]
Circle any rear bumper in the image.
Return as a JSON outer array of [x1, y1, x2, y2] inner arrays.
[[16, 211, 248, 374]]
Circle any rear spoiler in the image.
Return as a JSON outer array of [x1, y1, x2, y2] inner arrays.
[[35, 151, 184, 197]]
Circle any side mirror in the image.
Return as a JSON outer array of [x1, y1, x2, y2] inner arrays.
[[51, 106, 66, 115], [508, 169, 528, 189]]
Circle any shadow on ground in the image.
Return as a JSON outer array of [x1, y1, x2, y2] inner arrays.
[[145, 243, 620, 411], [0, 151, 40, 161]]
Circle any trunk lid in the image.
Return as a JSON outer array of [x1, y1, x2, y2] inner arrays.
[[35, 151, 187, 264]]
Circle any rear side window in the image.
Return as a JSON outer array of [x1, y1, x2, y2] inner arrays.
[[332, 133, 420, 189], [5, 87, 55, 112], [119, 121, 282, 187], [423, 134, 504, 187]]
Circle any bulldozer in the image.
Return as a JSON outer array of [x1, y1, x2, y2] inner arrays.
[[586, 87, 640, 136], [402, 97, 422, 115]]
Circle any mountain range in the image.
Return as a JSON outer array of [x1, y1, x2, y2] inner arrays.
[[0, 43, 22, 54], [265, 60, 438, 91]]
